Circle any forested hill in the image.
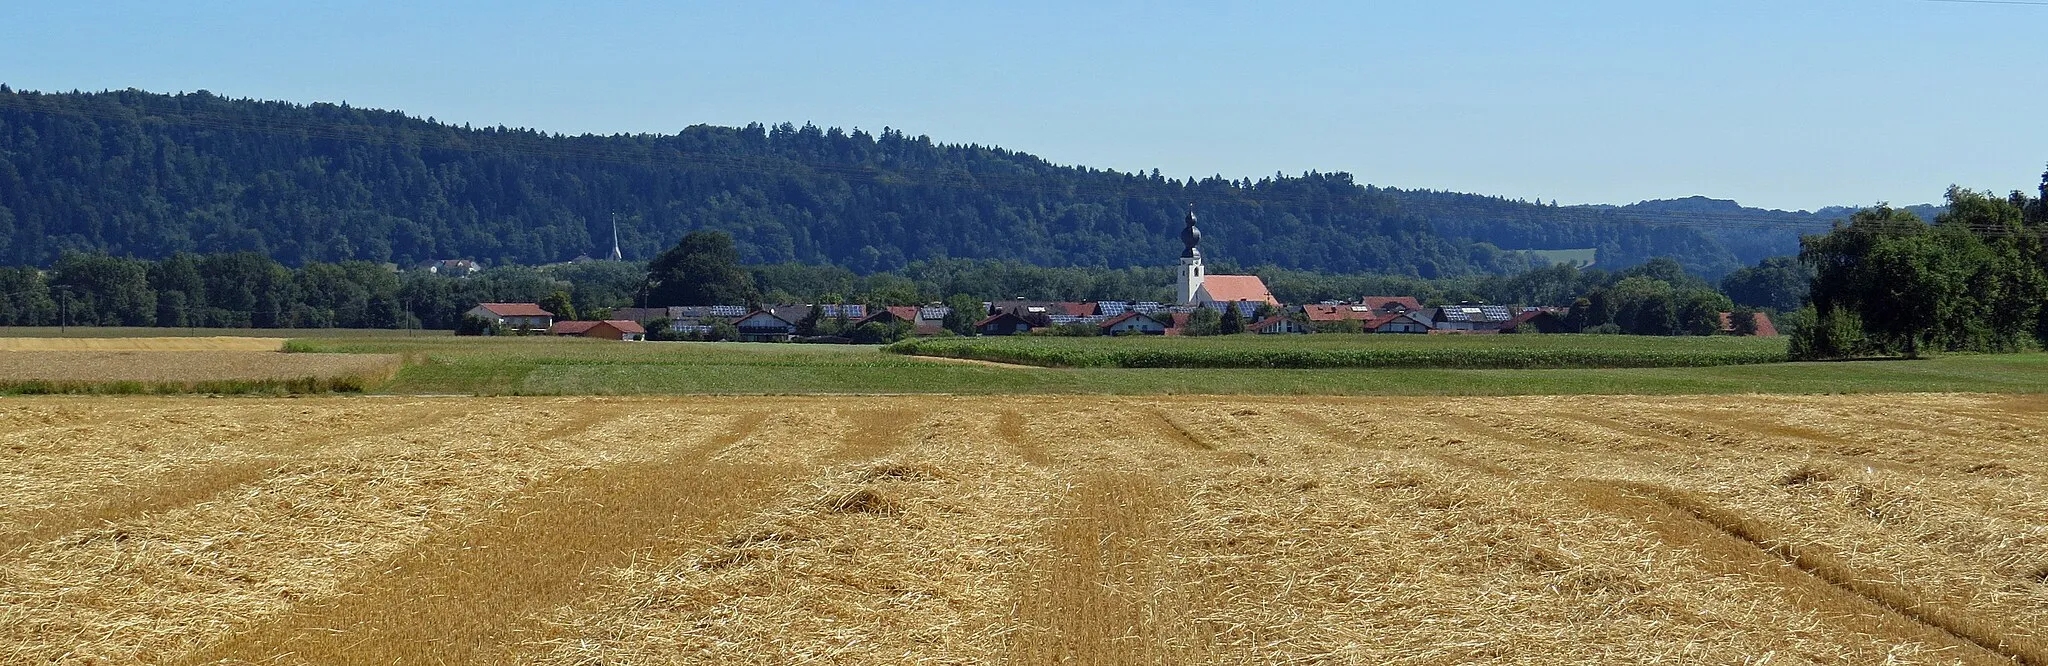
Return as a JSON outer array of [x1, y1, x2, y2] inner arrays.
[[3, 86, 1776, 277]]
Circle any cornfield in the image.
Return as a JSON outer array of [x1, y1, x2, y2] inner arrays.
[[1, 393, 2043, 664], [888, 334, 1790, 369]]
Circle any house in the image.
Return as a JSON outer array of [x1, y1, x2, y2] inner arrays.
[[1160, 311, 1193, 336], [1302, 304, 1379, 324], [1719, 311, 1780, 337], [1430, 303, 1516, 331], [912, 305, 954, 336], [1371, 311, 1433, 334], [1099, 311, 1169, 335], [855, 306, 919, 327], [1362, 296, 1423, 314], [549, 320, 647, 341], [420, 259, 480, 277], [1502, 310, 1567, 334], [1249, 316, 1310, 334], [1055, 302, 1097, 317], [608, 307, 669, 325], [1193, 274, 1281, 309], [465, 303, 554, 331], [975, 311, 1035, 336], [732, 310, 799, 342]]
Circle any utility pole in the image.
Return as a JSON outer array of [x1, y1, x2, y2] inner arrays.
[[57, 288, 68, 333]]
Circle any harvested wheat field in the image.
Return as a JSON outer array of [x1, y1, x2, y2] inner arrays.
[[0, 346, 399, 393], [0, 336, 287, 352], [3, 394, 2046, 665]]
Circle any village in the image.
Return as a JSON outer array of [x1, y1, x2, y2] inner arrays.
[[469, 206, 1777, 343]]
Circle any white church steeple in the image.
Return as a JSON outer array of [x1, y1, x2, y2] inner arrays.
[[1175, 204, 1204, 305]]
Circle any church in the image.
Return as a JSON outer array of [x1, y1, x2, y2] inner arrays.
[[1174, 206, 1280, 314]]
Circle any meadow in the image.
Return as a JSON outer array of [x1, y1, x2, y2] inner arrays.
[[886, 333, 1790, 369], [3, 393, 2043, 664]]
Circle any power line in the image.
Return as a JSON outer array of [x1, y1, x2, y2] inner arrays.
[[1919, 0, 2048, 6]]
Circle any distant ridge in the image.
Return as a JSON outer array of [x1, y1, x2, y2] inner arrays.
[[0, 86, 1908, 276]]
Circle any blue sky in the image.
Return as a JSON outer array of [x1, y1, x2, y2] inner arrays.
[[3, 0, 2043, 211]]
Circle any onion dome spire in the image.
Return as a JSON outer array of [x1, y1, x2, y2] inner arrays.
[[1181, 203, 1201, 259]]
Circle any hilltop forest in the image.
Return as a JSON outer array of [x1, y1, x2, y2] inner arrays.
[[0, 87, 1798, 278]]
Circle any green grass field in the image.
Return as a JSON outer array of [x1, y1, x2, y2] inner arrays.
[[1527, 248, 1598, 266], [886, 333, 1789, 369], [278, 334, 2048, 396]]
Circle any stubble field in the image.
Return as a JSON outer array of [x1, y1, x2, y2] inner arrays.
[[3, 393, 2046, 665]]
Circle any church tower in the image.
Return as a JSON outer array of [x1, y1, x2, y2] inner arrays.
[[1175, 204, 1204, 304]]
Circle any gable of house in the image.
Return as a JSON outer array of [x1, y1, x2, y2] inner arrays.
[[1099, 311, 1167, 334], [976, 312, 1034, 335], [733, 311, 797, 331]]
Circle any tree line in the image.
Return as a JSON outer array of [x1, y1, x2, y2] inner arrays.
[[0, 226, 1822, 335], [1791, 173, 2048, 359], [0, 86, 1765, 278]]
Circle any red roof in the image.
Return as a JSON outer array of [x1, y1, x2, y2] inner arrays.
[[1197, 275, 1280, 306], [1362, 296, 1423, 312], [1302, 304, 1378, 322], [1719, 312, 1780, 337], [550, 320, 647, 336], [1248, 315, 1297, 332], [1054, 302, 1096, 317], [550, 321, 599, 334], [478, 302, 553, 317]]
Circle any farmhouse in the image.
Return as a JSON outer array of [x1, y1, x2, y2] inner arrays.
[[976, 311, 1035, 336], [1503, 310, 1567, 334], [732, 310, 799, 342], [1250, 315, 1310, 334], [465, 303, 554, 332], [1362, 296, 1423, 314], [1371, 312, 1432, 334], [420, 259, 480, 277], [549, 320, 647, 341], [1303, 304, 1378, 324], [1100, 311, 1169, 335], [1429, 303, 1516, 332]]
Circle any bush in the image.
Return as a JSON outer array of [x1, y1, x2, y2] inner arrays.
[[455, 315, 504, 336]]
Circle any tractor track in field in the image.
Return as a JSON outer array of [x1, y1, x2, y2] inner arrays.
[[5, 394, 2042, 664], [179, 409, 783, 666], [1591, 482, 2045, 666]]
